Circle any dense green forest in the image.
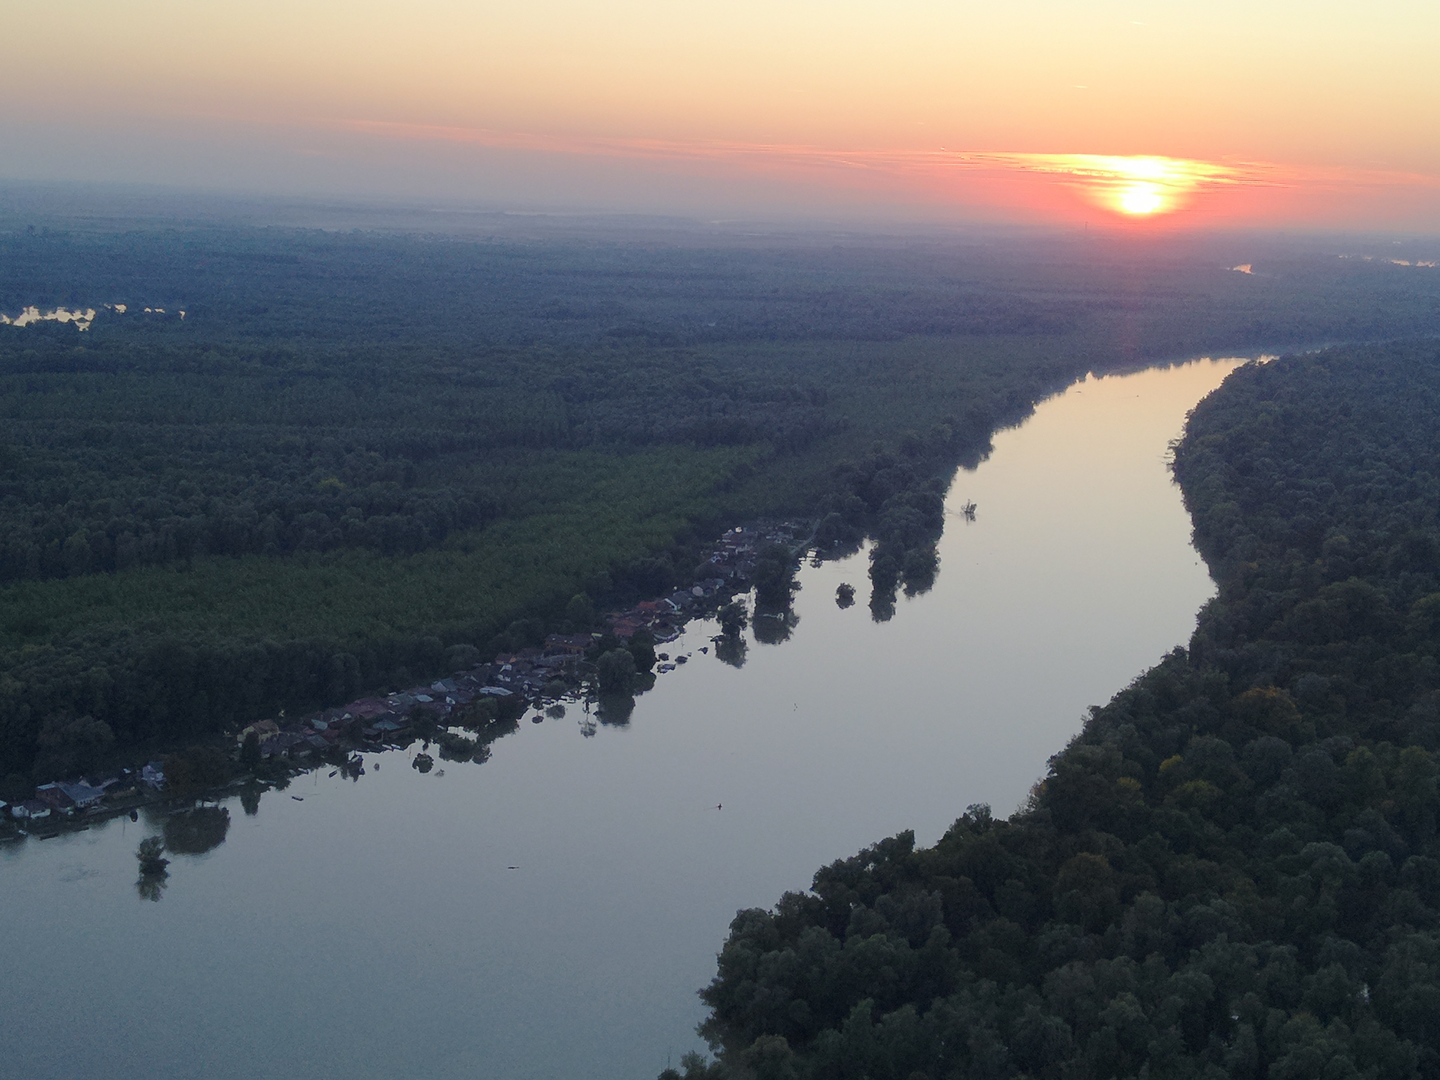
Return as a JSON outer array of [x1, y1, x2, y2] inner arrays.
[[677, 341, 1440, 1080], [3, 221, 1439, 782]]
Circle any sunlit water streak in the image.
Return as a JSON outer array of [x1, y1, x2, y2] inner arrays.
[[0, 357, 1242, 1080]]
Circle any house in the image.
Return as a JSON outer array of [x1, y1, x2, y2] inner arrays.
[[238, 719, 281, 744], [13, 800, 50, 820], [477, 686, 513, 697], [141, 762, 166, 789], [346, 698, 392, 719], [35, 783, 76, 812], [363, 716, 407, 740], [431, 678, 459, 693], [57, 782, 105, 810], [543, 634, 592, 656]]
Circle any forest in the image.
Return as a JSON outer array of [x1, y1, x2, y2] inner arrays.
[[2, 218, 1440, 783], [677, 341, 1440, 1080]]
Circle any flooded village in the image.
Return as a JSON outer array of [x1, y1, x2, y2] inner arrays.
[[2, 520, 811, 844]]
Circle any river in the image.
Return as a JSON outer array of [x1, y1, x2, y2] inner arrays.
[[0, 357, 1244, 1080]]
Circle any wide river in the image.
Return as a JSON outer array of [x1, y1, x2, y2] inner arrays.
[[1, 357, 1243, 1080]]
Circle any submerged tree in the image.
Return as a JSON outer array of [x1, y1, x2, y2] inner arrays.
[[162, 806, 231, 856], [136, 836, 170, 876], [717, 600, 749, 637], [627, 628, 658, 673], [135, 836, 170, 902], [752, 544, 799, 610], [597, 648, 639, 694]]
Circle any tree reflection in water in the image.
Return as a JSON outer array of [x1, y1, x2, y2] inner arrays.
[[752, 609, 798, 646], [713, 634, 748, 669], [240, 787, 262, 816], [596, 692, 636, 727], [135, 835, 170, 902], [136, 872, 168, 902]]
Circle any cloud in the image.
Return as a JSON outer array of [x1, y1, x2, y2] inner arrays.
[[317, 118, 1285, 219]]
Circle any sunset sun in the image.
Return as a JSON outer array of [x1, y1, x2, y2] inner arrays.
[[1118, 181, 1166, 215]]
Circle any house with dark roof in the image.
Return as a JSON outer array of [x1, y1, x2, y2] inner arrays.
[[34, 784, 76, 812], [543, 634, 592, 656], [57, 782, 105, 810]]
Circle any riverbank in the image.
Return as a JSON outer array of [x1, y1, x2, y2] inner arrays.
[[689, 341, 1440, 1079], [5, 517, 816, 838]]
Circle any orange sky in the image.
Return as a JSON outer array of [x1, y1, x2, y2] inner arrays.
[[3, 0, 1437, 229]]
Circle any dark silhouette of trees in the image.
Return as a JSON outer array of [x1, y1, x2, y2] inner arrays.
[[162, 806, 230, 856]]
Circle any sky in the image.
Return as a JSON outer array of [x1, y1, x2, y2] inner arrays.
[[2, 0, 1438, 230]]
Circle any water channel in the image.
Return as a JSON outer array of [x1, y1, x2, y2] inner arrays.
[[0, 357, 1244, 1080]]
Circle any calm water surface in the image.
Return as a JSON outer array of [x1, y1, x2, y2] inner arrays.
[[0, 358, 1242, 1080]]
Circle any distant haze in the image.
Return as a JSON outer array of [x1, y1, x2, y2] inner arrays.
[[1, 0, 1437, 230]]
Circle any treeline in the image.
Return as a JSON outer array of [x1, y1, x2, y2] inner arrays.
[[0, 229, 1094, 349], [5, 227, 1439, 356], [5, 223, 1440, 784], [681, 341, 1440, 1080], [0, 326, 835, 584]]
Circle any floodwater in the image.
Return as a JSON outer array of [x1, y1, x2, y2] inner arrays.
[[0, 357, 1244, 1080]]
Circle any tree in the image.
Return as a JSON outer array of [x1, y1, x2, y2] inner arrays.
[[61, 529, 93, 576], [717, 600, 748, 637], [564, 592, 596, 631], [136, 836, 170, 876], [238, 730, 261, 772], [752, 544, 797, 610], [33, 714, 114, 778], [163, 746, 231, 796], [628, 628, 658, 673], [135, 835, 170, 901], [597, 648, 638, 694], [163, 806, 231, 855]]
